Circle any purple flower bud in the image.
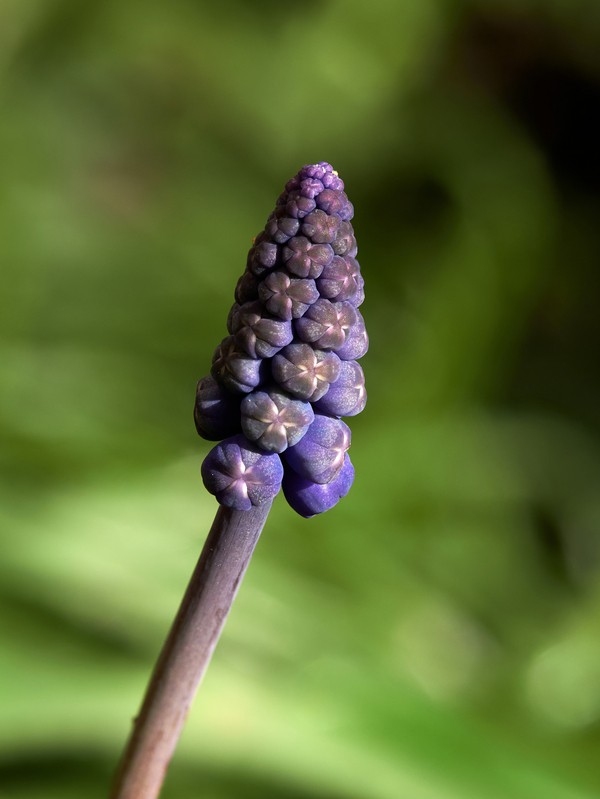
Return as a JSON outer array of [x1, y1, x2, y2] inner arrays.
[[315, 188, 345, 216], [201, 434, 283, 510], [301, 209, 340, 244], [294, 299, 357, 351], [313, 361, 366, 417], [347, 273, 365, 308], [258, 271, 320, 321], [272, 343, 341, 402], [247, 239, 279, 276], [234, 271, 260, 304], [282, 236, 334, 279], [338, 200, 354, 222], [228, 301, 293, 359], [283, 414, 351, 484], [332, 221, 358, 257], [285, 191, 317, 219], [333, 309, 368, 360], [316, 256, 362, 303], [241, 388, 314, 453], [211, 336, 268, 394], [282, 453, 354, 518], [194, 375, 242, 440], [265, 213, 300, 244], [300, 177, 324, 199]]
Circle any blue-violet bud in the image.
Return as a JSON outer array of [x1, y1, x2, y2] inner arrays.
[[282, 236, 334, 279], [241, 388, 314, 453], [316, 256, 362, 303], [234, 271, 260, 304], [283, 413, 351, 485], [282, 452, 354, 518], [312, 360, 366, 417], [258, 271, 320, 321], [332, 220, 357, 255], [294, 299, 357, 351], [211, 336, 268, 394], [333, 308, 368, 361], [194, 375, 242, 440], [272, 343, 341, 402], [201, 434, 283, 510], [301, 209, 340, 244], [227, 301, 293, 359]]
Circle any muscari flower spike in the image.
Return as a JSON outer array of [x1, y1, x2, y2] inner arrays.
[[195, 162, 368, 516]]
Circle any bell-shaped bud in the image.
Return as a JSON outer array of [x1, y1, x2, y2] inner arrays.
[[258, 271, 320, 321], [211, 336, 268, 394], [265, 213, 300, 244], [316, 256, 362, 303], [201, 434, 283, 510], [282, 236, 334, 279], [227, 301, 293, 359], [294, 299, 357, 351], [285, 191, 317, 219], [194, 375, 241, 440], [333, 308, 368, 360], [312, 361, 366, 417], [331, 220, 357, 256], [347, 273, 365, 307], [283, 453, 355, 518], [301, 209, 340, 244], [272, 343, 341, 402], [234, 271, 260, 304], [283, 414, 351, 484], [247, 237, 279, 276], [241, 388, 314, 453], [315, 188, 346, 216]]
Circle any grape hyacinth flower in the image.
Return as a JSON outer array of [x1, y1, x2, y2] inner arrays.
[[196, 161, 368, 517], [111, 163, 368, 799]]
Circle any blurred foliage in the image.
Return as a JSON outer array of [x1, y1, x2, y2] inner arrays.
[[1, 0, 600, 797]]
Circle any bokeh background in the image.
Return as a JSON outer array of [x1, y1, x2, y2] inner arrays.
[[2, 1, 600, 797]]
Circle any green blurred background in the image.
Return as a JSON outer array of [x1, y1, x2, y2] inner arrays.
[[2, 1, 600, 797]]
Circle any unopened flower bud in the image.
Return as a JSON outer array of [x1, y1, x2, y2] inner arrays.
[[301, 209, 340, 244], [228, 301, 293, 359], [283, 413, 351, 485], [285, 191, 317, 219], [272, 343, 341, 402], [211, 336, 268, 394], [282, 236, 334, 279], [201, 434, 283, 510], [247, 238, 279, 276], [265, 213, 300, 244], [194, 375, 241, 440], [313, 361, 366, 417], [316, 256, 362, 303], [234, 272, 260, 304], [294, 299, 357, 351], [333, 309, 368, 360], [331, 221, 358, 256], [258, 271, 320, 321], [282, 453, 354, 518], [241, 388, 314, 453]]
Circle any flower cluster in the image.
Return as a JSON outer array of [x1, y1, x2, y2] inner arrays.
[[196, 162, 367, 517]]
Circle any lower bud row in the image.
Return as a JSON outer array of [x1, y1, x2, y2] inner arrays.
[[201, 431, 354, 518]]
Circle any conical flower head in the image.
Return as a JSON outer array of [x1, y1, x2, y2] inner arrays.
[[195, 162, 367, 515]]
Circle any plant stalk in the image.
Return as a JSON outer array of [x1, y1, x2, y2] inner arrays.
[[109, 499, 273, 799]]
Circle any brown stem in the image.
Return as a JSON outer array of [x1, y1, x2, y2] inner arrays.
[[109, 500, 273, 799]]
